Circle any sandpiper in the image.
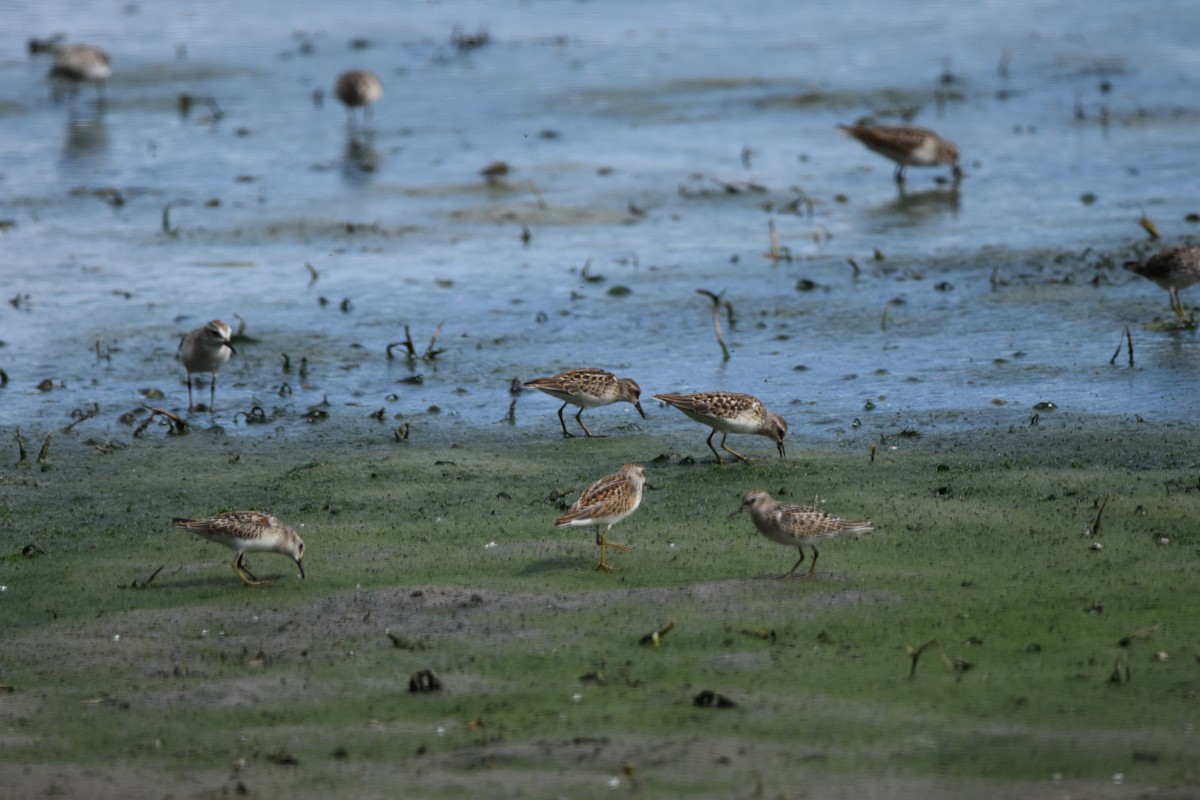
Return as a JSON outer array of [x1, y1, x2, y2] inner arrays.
[[177, 320, 235, 413], [555, 463, 645, 571], [172, 511, 306, 587], [1124, 245, 1200, 324], [524, 368, 645, 438], [735, 489, 874, 580], [48, 44, 111, 103], [654, 391, 787, 464], [334, 69, 383, 128], [837, 123, 961, 184]]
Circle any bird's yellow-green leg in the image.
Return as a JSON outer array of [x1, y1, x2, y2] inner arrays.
[[718, 432, 751, 463], [574, 408, 599, 438], [233, 553, 276, 587], [594, 527, 631, 572], [800, 547, 821, 581]]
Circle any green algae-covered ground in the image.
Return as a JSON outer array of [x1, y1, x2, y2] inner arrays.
[[1, 415, 1198, 799]]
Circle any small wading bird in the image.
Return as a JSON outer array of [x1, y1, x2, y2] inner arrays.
[[334, 69, 383, 129], [177, 320, 235, 413], [837, 123, 961, 185], [47, 43, 111, 104], [654, 391, 787, 464], [1124, 245, 1200, 324], [172, 511, 306, 587], [735, 489, 875, 580], [524, 368, 646, 438], [555, 463, 645, 572]]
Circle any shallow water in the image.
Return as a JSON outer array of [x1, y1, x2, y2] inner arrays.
[[2, 0, 1199, 441]]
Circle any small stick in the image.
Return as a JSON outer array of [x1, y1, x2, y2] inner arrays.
[[142, 405, 189, 434], [1125, 326, 1134, 367], [881, 303, 890, 332], [905, 639, 951, 679], [1084, 494, 1110, 537], [64, 406, 99, 432], [37, 433, 52, 464], [130, 565, 164, 589], [15, 427, 27, 463], [423, 322, 445, 360], [697, 290, 731, 361], [305, 262, 319, 284], [638, 619, 676, 648]]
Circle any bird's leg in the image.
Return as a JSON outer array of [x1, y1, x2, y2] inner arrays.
[[574, 407, 597, 438], [799, 547, 820, 581], [776, 547, 805, 580], [705, 429, 725, 464], [232, 553, 276, 587], [894, 164, 906, 184], [186, 374, 195, 412], [718, 432, 750, 463], [209, 374, 218, 413], [594, 527, 616, 572], [556, 403, 576, 438], [1170, 289, 1193, 325]]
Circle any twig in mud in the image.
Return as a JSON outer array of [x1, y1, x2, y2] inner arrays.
[[529, 182, 546, 209], [162, 204, 178, 237], [129, 565, 164, 590], [233, 314, 248, 339], [763, 219, 792, 262], [847, 257, 860, 278], [1083, 494, 1110, 537], [1108, 327, 1135, 367], [423, 322, 445, 360], [905, 639, 952, 679], [141, 405, 189, 434], [36, 433, 52, 465], [64, 404, 99, 432], [305, 262, 319, 285], [881, 302, 890, 332], [638, 618, 675, 648], [15, 427, 27, 463], [697, 290, 731, 361], [389, 324, 446, 361], [1138, 213, 1160, 240]]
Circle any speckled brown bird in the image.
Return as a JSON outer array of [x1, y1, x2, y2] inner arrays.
[[334, 69, 382, 128], [1124, 245, 1200, 324], [654, 391, 787, 464], [554, 464, 645, 571], [524, 368, 645, 438], [838, 123, 961, 184], [736, 489, 874, 580], [48, 43, 111, 103], [172, 511, 305, 586]]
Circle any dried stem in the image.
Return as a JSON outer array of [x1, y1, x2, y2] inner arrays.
[[697, 290, 731, 361]]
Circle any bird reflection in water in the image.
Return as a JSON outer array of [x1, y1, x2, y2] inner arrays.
[[61, 116, 109, 165], [341, 132, 380, 185]]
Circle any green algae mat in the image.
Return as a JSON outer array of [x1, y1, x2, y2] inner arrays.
[[1, 416, 1197, 799]]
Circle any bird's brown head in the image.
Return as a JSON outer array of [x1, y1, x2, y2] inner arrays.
[[205, 320, 236, 356], [618, 378, 646, 419], [735, 488, 771, 517], [764, 412, 788, 458], [286, 527, 306, 579]]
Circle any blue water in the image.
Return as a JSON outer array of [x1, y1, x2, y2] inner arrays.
[[1, 0, 1198, 441]]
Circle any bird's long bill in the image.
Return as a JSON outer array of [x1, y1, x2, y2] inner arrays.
[[777, 440, 786, 458], [634, 401, 647, 419], [295, 558, 305, 579], [225, 342, 238, 356]]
